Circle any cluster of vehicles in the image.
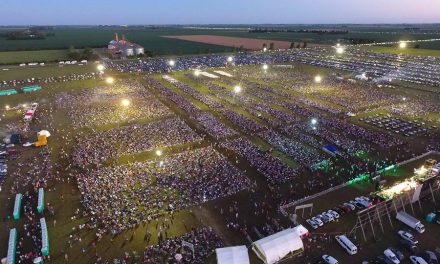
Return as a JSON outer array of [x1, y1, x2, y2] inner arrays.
[[290, 47, 440, 87], [321, 230, 439, 264], [360, 114, 437, 137], [320, 235, 358, 263], [58, 60, 88, 65], [306, 196, 374, 229], [0, 144, 7, 185], [364, 230, 439, 264]]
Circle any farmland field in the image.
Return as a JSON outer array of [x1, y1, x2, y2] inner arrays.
[[0, 49, 70, 65], [163, 35, 322, 50], [1, 26, 440, 56]]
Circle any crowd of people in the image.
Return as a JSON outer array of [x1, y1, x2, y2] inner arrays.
[[193, 112, 238, 139], [73, 118, 201, 166], [258, 130, 327, 170], [55, 80, 172, 128], [221, 137, 298, 184], [77, 146, 250, 232], [1, 72, 98, 88], [143, 227, 223, 264], [105, 47, 440, 88]]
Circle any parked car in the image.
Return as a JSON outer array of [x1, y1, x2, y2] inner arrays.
[[400, 240, 419, 254], [328, 210, 340, 219], [317, 214, 330, 224], [306, 219, 319, 229], [322, 212, 335, 222], [424, 251, 439, 264], [332, 207, 345, 216], [388, 247, 404, 261], [322, 255, 338, 264], [339, 204, 351, 213], [409, 256, 428, 264], [384, 249, 400, 264], [398, 230, 418, 244], [343, 202, 355, 211], [312, 216, 323, 226]]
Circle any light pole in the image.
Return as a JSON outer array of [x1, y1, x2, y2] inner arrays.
[[314, 75, 322, 83]]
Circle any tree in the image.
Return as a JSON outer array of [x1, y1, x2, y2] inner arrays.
[[296, 44, 301, 48], [239, 45, 244, 52], [290, 42, 295, 49], [262, 43, 267, 50], [269, 42, 275, 50], [303, 42, 308, 48], [414, 44, 420, 49]]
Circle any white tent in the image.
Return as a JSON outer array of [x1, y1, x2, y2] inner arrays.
[[252, 228, 304, 264], [216, 246, 250, 264], [292, 224, 309, 239]]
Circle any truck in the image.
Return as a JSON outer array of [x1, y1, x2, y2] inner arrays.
[[396, 211, 425, 233]]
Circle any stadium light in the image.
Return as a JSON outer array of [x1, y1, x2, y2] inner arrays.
[[314, 75, 322, 83], [336, 47, 345, 54], [263, 47, 267, 52], [169, 60, 176, 66], [336, 43, 341, 47], [194, 70, 201, 77], [5, 105, 9, 110], [97, 64, 105, 71], [402, 97, 407, 101], [234, 85, 242, 93], [227, 56, 233, 63], [311, 118, 318, 126], [22, 104, 27, 108], [399, 41, 407, 49], [121, 99, 130, 107], [106, 77, 115, 84], [156, 149, 163, 156], [262, 64, 269, 70]]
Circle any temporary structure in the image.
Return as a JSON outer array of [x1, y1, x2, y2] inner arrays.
[[252, 228, 304, 264], [34, 130, 50, 147], [216, 246, 250, 264], [292, 224, 309, 239]]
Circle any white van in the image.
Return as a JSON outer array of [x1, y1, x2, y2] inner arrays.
[[335, 235, 357, 255]]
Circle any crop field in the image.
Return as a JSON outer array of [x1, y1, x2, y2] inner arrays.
[[0, 49, 70, 65], [0, 61, 439, 263], [163, 35, 323, 50]]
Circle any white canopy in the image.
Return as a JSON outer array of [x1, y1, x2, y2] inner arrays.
[[292, 224, 309, 239], [252, 228, 304, 264], [216, 246, 250, 264]]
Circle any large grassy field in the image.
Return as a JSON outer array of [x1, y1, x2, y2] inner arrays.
[[1, 26, 440, 56], [0, 49, 70, 65], [0, 64, 97, 82], [0, 61, 439, 263], [365, 46, 440, 57]]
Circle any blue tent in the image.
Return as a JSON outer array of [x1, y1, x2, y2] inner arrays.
[[323, 145, 338, 155]]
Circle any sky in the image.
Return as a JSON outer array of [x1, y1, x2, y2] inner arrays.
[[1, 0, 439, 25]]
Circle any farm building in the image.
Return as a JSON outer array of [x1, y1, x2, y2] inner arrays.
[[108, 33, 144, 57]]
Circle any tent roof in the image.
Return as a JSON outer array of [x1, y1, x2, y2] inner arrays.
[[216, 246, 250, 264], [292, 224, 309, 237], [252, 228, 303, 264]]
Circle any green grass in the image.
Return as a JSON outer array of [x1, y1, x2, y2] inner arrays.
[[0, 64, 96, 82], [1, 26, 440, 57], [0, 49, 70, 65], [366, 46, 440, 57]]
